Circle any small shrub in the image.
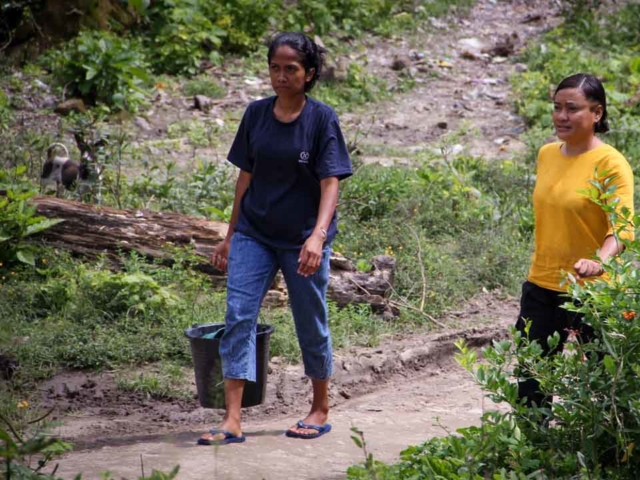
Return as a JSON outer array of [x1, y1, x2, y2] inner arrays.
[[128, 159, 236, 220], [0, 88, 11, 132], [212, 0, 281, 53], [0, 417, 74, 480], [146, 0, 226, 76], [357, 177, 640, 478], [80, 270, 178, 319], [314, 62, 390, 112], [183, 76, 226, 98], [47, 30, 151, 111], [340, 165, 411, 222], [0, 184, 63, 267]]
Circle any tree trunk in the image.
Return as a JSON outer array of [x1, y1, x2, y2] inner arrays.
[[30, 196, 396, 314]]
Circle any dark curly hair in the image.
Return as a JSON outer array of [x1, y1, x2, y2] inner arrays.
[[555, 73, 610, 134], [267, 32, 325, 92]]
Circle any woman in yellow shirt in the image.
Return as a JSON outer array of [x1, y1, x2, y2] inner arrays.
[[517, 73, 634, 408]]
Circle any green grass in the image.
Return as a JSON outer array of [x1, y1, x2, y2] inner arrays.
[[1, 136, 537, 387], [182, 76, 226, 98], [0, 246, 401, 384], [115, 362, 193, 401], [336, 151, 534, 313]]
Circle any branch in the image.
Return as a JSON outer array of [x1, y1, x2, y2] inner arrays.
[[0, 412, 25, 444], [408, 225, 427, 311], [388, 299, 447, 329], [27, 407, 55, 425]]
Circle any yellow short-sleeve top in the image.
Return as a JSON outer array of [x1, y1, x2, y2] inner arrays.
[[527, 142, 635, 292]]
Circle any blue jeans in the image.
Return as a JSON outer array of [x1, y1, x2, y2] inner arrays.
[[220, 231, 333, 382]]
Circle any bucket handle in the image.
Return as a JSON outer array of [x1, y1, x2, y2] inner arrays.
[[201, 327, 225, 340]]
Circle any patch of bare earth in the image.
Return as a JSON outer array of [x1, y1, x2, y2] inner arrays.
[[345, 0, 560, 164]]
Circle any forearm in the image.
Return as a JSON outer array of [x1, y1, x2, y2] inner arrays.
[[598, 234, 625, 263], [313, 177, 339, 238], [226, 170, 252, 240]]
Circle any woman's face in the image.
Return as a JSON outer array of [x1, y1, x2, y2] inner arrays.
[[552, 87, 603, 143], [269, 45, 314, 96]]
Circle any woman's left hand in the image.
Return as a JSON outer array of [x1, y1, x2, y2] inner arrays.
[[573, 258, 604, 279], [298, 232, 324, 277]]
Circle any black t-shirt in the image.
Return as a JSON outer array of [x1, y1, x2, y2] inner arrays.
[[228, 96, 352, 249]]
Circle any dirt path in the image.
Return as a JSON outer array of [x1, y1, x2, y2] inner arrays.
[[46, 293, 518, 479], [53, 365, 490, 480], [346, 0, 559, 164], [50, 297, 517, 479]]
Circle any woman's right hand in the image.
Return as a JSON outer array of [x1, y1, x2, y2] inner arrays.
[[573, 258, 604, 279], [212, 239, 231, 272]]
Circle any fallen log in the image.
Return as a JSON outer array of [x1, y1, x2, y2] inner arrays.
[[28, 196, 396, 314], [30, 195, 229, 285]]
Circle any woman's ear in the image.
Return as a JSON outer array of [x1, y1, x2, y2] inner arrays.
[[305, 68, 316, 83], [593, 104, 604, 122]]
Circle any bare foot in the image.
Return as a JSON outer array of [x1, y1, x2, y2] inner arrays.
[[287, 409, 329, 436], [199, 418, 242, 443]]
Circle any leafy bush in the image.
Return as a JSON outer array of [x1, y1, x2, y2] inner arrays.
[[145, 0, 226, 76], [183, 76, 226, 98], [452, 207, 640, 477], [0, 185, 63, 267], [80, 270, 178, 319], [211, 0, 280, 52], [46, 30, 151, 110], [128, 159, 236, 221], [340, 165, 411, 222], [0, 420, 73, 480], [0, 399, 179, 479], [0, 250, 209, 376]]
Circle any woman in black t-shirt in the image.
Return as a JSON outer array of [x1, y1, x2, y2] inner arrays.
[[198, 32, 352, 446]]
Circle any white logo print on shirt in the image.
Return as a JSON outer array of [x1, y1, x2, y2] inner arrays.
[[299, 151, 310, 164]]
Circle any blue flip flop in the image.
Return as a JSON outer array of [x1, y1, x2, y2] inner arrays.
[[197, 429, 246, 446], [285, 420, 332, 439]]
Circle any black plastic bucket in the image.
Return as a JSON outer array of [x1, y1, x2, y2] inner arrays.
[[184, 323, 274, 409]]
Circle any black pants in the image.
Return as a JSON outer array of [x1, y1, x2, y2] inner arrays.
[[515, 281, 594, 409]]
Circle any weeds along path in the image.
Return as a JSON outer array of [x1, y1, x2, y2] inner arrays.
[[344, 0, 559, 165], [51, 293, 517, 479]]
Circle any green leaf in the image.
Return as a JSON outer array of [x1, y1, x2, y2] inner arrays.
[[603, 355, 617, 377], [85, 67, 98, 80], [129, 66, 151, 83], [16, 249, 35, 266], [25, 218, 64, 236], [128, 0, 150, 14]]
